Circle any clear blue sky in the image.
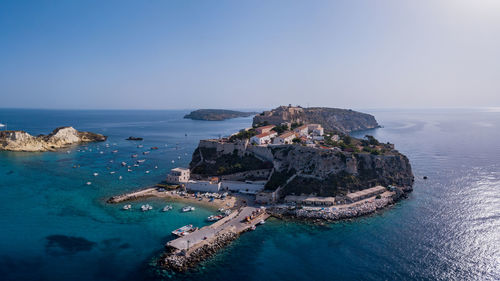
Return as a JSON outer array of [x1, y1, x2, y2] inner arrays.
[[1, 0, 499, 109]]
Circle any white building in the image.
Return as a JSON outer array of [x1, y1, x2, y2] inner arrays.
[[250, 131, 278, 145], [186, 180, 221, 192], [273, 131, 297, 145], [166, 167, 190, 184], [293, 125, 309, 137], [221, 180, 266, 194], [308, 124, 324, 136]]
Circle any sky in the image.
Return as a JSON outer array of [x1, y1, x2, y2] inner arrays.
[[0, 0, 499, 110]]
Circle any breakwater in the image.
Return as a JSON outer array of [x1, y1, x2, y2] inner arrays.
[[160, 206, 269, 272]]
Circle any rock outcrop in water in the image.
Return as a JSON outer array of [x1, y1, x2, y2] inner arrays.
[[0, 127, 107, 152], [253, 105, 379, 133]]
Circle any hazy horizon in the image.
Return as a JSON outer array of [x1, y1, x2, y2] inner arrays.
[[1, 0, 499, 109]]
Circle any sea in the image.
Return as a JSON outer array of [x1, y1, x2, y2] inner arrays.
[[0, 108, 498, 281]]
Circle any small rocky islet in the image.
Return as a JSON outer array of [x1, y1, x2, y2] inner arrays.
[[0, 126, 107, 152]]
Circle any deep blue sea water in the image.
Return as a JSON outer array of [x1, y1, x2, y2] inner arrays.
[[0, 108, 499, 281]]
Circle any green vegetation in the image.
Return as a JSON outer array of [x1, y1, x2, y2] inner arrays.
[[229, 128, 257, 141], [290, 122, 303, 130], [272, 124, 289, 134], [192, 149, 272, 176]]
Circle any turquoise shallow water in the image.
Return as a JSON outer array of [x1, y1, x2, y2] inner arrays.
[[0, 108, 499, 281]]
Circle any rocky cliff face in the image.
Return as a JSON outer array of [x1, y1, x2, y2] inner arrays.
[[253, 105, 379, 133], [269, 145, 413, 196], [189, 139, 414, 197], [0, 127, 107, 152]]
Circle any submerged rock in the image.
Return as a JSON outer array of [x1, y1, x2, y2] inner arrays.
[[0, 126, 107, 152]]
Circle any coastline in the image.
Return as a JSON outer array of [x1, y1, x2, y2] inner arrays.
[[106, 187, 238, 210]]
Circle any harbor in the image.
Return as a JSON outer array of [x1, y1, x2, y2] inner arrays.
[[161, 206, 269, 271]]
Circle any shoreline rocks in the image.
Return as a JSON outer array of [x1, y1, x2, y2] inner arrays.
[[0, 127, 106, 152], [158, 232, 238, 272]]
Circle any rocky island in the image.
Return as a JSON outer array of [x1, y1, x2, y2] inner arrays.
[[184, 109, 258, 121], [253, 105, 379, 133], [0, 126, 107, 152], [149, 105, 414, 272]]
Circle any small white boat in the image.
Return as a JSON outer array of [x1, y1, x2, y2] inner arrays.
[[143, 151, 150, 155], [154, 166, 158, 169], [218, 208, 225, 212], [207, 215, 223, 222], [86, 181, 92, 185], [110, 171, 116, 174], [93, 173, 99, 176], [119, 176, 123, 180], [171, 224, 196, 237], [131, 154, 138, 158], [182, 206, 195, 212], [171, 160, 175, 163], [112, 150, 118, 153], [137, 159, 145, 163], [250, 225, 256, 231], [162, 205, 173, 212], [133, 164, 139, 167], [99, 151, 104, 154], [122, 204, 132, 210], [137, 144, 143, 148], [145, 170, 150, 174], [258, 220, 266, 225], [127, 169, 132, 172], [141, 204, 153, 212], [121, 162, 127, 166]]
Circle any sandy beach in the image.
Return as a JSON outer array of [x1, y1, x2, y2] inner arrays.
[[107, 187, 238, 210]]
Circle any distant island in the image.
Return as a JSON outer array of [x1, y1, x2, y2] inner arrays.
[[0, 127, 107, 152], [184, 109, 258, 121]]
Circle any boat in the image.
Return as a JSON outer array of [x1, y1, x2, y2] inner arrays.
[[126, 136, 143, 141], [141, 204, 153, 211], [133, 164, 139, 167], [137, 144, 143, 148], [86, 181, 92, 185], [182, 206, 195, 212], [93, 173, 99, 176], [119, 176, 123, 180], [99, 151, 104, 154], [162, 205, 173, 212], [127, 169, 132, 172], [112, 150, 118, 153], [207, 215, 223, 222], [122, 204, 131, 210], [218, 208, 225, 212], [109, 171, 116, 174], [151, 147, 158, 150], [137, 159, 146, 163], [145, 170, 150, 174], [154, 166, 158, 169], [258, 220, 266, 225], [121, 162, 127, 166], [131, 154, 138, 158], [171, 160, 175, 163], [171, 224, 196, 237], [143, 151, 150, 155], [250, 225, 256, 231]]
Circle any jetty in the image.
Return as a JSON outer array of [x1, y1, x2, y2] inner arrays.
[[161, 206, 269, 271], [106, 187, 157, 203]]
